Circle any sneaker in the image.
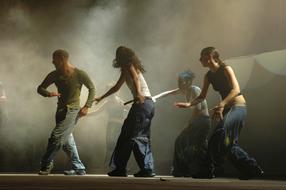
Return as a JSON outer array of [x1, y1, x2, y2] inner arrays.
[[39, 162, 54, 175], [239, 166, 264, 180], [134, 170, 156, 177], [64, 169, 86, 176], [107, 169, 127, 177]]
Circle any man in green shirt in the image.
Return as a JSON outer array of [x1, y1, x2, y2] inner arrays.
[[37, 49, 95, 175]]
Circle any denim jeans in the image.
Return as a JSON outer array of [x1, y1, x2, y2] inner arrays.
[[208, 106, 259, 175], [110, 98, 155, 172], [41, 106, 85, 170]]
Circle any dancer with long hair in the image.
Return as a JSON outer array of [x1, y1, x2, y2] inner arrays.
[[176, 47, 263, 179], [94, 46, 155, 177]]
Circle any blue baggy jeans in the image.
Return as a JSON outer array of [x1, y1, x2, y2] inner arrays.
[[110, 98, 155, 172], [208, 106, 259, 175]]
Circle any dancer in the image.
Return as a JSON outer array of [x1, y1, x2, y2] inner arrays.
[[37, 49, 95, 175], [94, 46, 155, 177], [176, 47, 263, 179], [154, 71, 211, 177]]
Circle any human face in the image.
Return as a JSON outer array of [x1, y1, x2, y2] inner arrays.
[[52, 55, 64, 70], [199, 53, 210, 67], [178, 79, 192, 94]]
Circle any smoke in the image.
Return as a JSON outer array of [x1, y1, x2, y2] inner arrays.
[[0, 0, 286, 175]]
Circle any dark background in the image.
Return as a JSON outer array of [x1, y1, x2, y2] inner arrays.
[[0, 0, 285, 177]]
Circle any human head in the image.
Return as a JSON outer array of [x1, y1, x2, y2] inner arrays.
[[52, 49, 69, 70], [199, 46, 225, 67], [178, 71, 195, 92], [113, 46, 145, 73]]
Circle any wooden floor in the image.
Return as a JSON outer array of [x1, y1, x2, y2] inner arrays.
[[0, 174, 285, 190]]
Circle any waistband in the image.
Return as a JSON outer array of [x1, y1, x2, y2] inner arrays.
[[233, 103, 247, 107], [225, 103, 246, 110]]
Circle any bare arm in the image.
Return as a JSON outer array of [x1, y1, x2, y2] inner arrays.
[[211, 66, 241, 121], [219, 66, 241, 107], [94, 72, 125, 103], [129, 64, 145, 103], [153, 88, 180, 101]]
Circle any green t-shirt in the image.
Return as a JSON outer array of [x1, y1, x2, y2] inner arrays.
[[37, 68, 95, 108]]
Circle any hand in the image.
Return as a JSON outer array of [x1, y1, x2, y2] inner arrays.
[[49, 92, 61, 97], [78, 106, 89, 118], [0, 96, 7, 102], [174, 102, 191, 108], [136, 94, 145, 104], [210, 105, 224, 122], [93, 97, 102, 105]]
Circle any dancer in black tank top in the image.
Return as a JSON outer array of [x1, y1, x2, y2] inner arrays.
[[175, 47, 263, 180]]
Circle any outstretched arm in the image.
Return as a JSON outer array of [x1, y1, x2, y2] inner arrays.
[[152, 88, 180, 101], [94, 72, 125, 104]]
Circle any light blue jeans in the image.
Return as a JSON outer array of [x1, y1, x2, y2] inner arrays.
[[41, 106, 85, 170]]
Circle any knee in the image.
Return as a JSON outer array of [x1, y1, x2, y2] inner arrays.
[[48, 136, 64, 147], [62, 144, 71, 152], [133, 136, 149, 144]]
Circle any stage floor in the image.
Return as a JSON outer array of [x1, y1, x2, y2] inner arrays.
[[0, 174, 285, 190]]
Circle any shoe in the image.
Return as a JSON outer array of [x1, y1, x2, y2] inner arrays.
[[108, 169, 127, 177], [64, 169, 86, 175], [38, 162, 54, 175], [134, 170, 156, 177], [239, 166, 264, 180]]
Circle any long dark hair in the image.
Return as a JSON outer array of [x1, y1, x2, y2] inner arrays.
[[201, 47, 225, 66], [113, 46, 145, 73]]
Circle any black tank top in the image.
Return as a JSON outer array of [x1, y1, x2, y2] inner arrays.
[[206, 65, 233, 99]]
